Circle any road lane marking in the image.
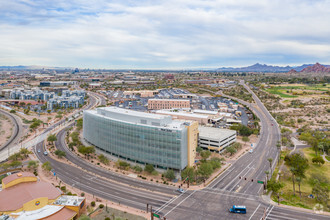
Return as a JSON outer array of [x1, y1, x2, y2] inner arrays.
[[248, 203, 260, 220], [164, 191, 196, 217], [222, 161, 254, 190], [155, 195, 179, 213], [265, 205, 274, 220]]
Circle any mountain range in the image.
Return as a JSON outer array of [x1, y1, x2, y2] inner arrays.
[[217, 63, 330, 73]]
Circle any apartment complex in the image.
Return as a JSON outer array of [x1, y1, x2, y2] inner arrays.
[[83, 107, 198, 170], [148, 99, 190, 110]]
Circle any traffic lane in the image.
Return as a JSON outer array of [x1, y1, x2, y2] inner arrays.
[[162, 189, 263, 220], [35, 142, 174, 211], [55, 127, 178, 196], [269, 206, 330, 220]]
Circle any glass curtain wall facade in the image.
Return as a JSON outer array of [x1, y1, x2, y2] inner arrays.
[[83, 110, 188, 170]]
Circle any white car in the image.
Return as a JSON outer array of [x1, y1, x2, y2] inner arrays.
[[249, 149, 254, 153], [177, 188, 184, 193]]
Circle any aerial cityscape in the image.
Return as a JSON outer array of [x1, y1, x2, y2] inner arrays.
[[0, 1, 329, 220]]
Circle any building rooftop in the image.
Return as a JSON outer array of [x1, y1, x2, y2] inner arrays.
[[2, 172, 36, 186], [193, 109, 218, 115], [156, 110, 210, 119], [98, 107, 167, 120], [199, 126, 236, 140], [0, 181, 62, 211], [85, 107, 188, 130], [54, 195, 84, 206], [13, 205, 76, 220], [148, 99, 190, 101]]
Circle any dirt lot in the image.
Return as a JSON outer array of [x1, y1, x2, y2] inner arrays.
[[0, 113, 13, 147]]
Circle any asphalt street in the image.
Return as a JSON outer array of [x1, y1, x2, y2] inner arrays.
[[30, 87, 329, 220]]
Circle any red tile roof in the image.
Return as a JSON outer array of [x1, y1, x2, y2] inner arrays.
[[2, 172, 36, 185], [0, 181, 62, 211], [42, 207, 77, 220]]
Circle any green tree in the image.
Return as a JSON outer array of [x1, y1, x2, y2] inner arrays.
[[76, 118, 83, 130], [116, 160, 130, 170], [47, 134, 57, 145], [225, 146, 236, 156], [312, 156, 325, 165], [54, 150, 66, 158], [196, 146, 203, 153], [268, 158, 273, 171], [9, 152, 22, 161], [28, 160, 39, 169], [10, 109, 16, 113], [133, 165, 143, 173], [10, 160, 22, 168], [267, 180, 285, 205], [209, 157, 222, 170], [164, 169, 175, 181], [197, 162, 213, 180], [276, 141, 281, 163], [144, 164, 155, 173], [284, 152, 309, 196], [181, 167, 195, 182], [20, 148, 30, 158], [84, 146, 95, 159], [200, 150, 211, 160], [98, 154, 109, 165], [242, 136, 249, 146], [42, 161, 52, 171]]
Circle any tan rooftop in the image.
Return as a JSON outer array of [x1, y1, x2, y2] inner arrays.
[[0, 181, 62, 211]]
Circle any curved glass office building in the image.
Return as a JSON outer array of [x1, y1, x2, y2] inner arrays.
[[83, 107, 197, 170]]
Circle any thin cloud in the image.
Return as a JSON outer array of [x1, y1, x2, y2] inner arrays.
[[0, 0, 329, 68]]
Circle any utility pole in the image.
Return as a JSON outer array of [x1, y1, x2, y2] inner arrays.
[[150, 205, 154, 220]]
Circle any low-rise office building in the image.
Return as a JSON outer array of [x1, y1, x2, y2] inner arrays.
[[148, 99, 190, 110], [198, 126, 237, 153], [155, 110, 210, 125], [83, 107, 198, 170]]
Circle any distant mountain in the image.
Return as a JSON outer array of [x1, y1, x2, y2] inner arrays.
[[217, 63, 317, 72], [0, 65, 70, 70], [287, 69, 298, 74], [300, 63, 330, 73]]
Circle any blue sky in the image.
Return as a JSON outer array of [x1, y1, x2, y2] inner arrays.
[[0, 0, 329, 69]]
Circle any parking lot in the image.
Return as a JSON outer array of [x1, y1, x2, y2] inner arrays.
[[100, 88, 250, 126]]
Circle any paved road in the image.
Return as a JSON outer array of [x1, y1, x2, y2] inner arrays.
[[34, 141, 173, 211], [55, 126, 178, 195], [29, 88, 329, 219], [0, 108, 24, 162], [158, 82, 329, 219]]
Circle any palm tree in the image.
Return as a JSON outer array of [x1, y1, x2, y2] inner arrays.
[[276, 141, 281, 163], [268, 158, 273, 171], [265, 170, 270, 182]]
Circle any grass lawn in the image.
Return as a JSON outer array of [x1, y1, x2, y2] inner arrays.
[[271, 148, 330, 211], [325, 156, 330, 161], [265, 88, 298, 98], [265, 83, 329, 98]]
